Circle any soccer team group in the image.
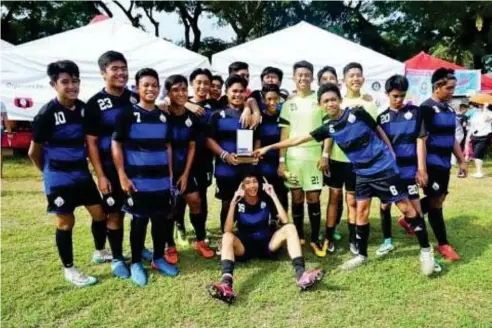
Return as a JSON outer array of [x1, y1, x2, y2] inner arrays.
[[28, 50, 467, 303]]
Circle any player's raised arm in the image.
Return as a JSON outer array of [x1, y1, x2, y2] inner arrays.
[[253, 134, 314, 158]]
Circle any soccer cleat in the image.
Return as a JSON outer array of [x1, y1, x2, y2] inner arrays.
[[111, 259, 130, 279], [207, 282, 236, 304], [420, 249, 438, 276], [349, 242, 359, 256], [142, 248, 153, 262], [64, 267, 98, 287], [471, 172, 484, 179], [164, 247, 179, 265], [130, 262, 148, 286], [195, 241, 215, 259], [152, 258, 179, 277], [437, 244, 461, 261], [375, 242, 395, 257], [92, 249, 113, 264], [398, 217, 415, 236], [339, 255, 368, 271], [296, 269, 325, 291], [310, 242, 326, 258], [322, 240, 335, 254], [175, 228, 190, 248], [333, 230, 342, 241]]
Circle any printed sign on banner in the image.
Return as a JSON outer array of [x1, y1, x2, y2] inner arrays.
[[405, 69, 481, 106]]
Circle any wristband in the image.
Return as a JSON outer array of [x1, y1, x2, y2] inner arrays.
[[220, 151, 229, 162], [279, 157, 285, 163], [322, 152, 329, 159]]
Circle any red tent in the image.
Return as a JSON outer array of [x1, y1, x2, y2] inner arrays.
[[405, 51, 492, 93], [89, 15, 110, 24]]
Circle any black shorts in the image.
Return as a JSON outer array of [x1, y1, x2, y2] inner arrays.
[[236, 235, 278, 261], [215, 177, 242, 201], [401, 178, 420, 200], [423, 167, 450, 197], [123, 190, 171, 218], [102, 172, 126, 214], [193, 170, 213, 190], [172, 173, 200, 195], [472, 135, 490, 159], [324, 160, 356, 192], [47, 180, 102, 214], [356, 174, 408, 204]]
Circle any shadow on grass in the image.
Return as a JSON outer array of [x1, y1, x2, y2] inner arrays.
[[2, 190, 44, 197], [376, 215, 490, 268]]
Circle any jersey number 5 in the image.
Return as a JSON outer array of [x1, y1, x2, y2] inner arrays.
[[97, 98, 113, 111]]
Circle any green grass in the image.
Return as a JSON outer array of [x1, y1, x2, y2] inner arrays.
[[2, 156, 492, 328]]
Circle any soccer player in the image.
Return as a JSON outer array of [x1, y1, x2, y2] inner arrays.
[[419, 68, 468, 261], [207, 175, 324, 303], [278, 60, 325, 257], [28, 60, 104, 287], [112, 68, 179, 286], [256, 83, 439, 275], [206, 75, 257, 242], [184, 68, 221, 248], [321, 63, 379, 254], [164, 74, 214, 262], [249, 66, 286, 106], [209, 75, 224, 101], [85, 51, 139, 277], [317, 66, 355, 251], [254, 84, 288, 218], [375, 75, 427, 256], [317, 65, 339, 87], [226, 61, 261, 128]]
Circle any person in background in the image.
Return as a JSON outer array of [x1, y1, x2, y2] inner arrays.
[[249, 66, 286, 106], [1, 102, 11, 178], [468, 93, 492, 178], [209, 75, 224, 101]]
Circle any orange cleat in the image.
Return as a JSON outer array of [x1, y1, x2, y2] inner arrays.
[[164, 246, 179, 265], [195, 241, 215, 259], [437, 244, 461, 261]]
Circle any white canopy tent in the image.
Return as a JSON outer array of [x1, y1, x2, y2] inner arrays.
[[1, 18, 210, 121], [212, 21, 404, 109], [1, 40, 14, 50]]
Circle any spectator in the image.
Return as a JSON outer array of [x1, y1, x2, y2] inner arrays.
[[468, 93, 492, 178]]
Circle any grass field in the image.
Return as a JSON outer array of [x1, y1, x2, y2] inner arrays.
[[2, 156, 492, 328]]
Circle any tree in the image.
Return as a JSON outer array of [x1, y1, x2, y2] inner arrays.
[[1, 1, 146, 45], [1, 1, 99, 44], [196, 37, 233, 60], [144, 1, 203, 51]]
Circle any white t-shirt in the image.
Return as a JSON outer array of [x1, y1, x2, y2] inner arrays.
[[469, 109, 492, 137]]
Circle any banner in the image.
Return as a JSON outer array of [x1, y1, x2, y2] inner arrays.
[[405, 69, 481, 105]]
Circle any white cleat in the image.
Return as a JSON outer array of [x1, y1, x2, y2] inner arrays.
[[420, 248, 438, 276], [64, 267, 97, 287], [339, 255, 368, 271], [92, 249, 113, 264], [376, 243, 395, 257]]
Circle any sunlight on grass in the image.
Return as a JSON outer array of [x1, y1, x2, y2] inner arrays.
[[1, 156, 492, 327]]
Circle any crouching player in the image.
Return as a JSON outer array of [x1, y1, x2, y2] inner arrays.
[[255, 83, 440, 276], [112, 68, 178, 286], [207, 175, 324, 303]]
